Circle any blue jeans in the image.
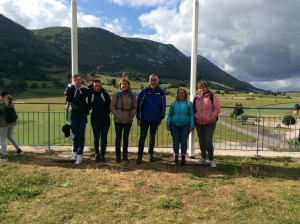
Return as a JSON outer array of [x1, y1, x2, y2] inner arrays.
[[195, 121, 216, 160], [69, 117, 87, 155], [115, 122, 132, 158], [91, 121, 110, 156], [170, 123, 190, 155], [138, 120, 159, 156], [0, 126, 20, 155]]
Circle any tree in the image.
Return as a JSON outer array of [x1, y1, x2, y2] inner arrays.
[[232, 103, 244, 118], [42, 83, 47, 88], [31, 83, 39, 89], [282, 116, 296, 127], [110, 78, 116, 86], [0, 78, 5, 87], [140, 84, 144, 89]]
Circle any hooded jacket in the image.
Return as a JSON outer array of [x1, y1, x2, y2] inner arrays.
[[110, 90, 137, 124], [194, 92, 220, 125], [64, 85, 90, 119], [0, 102, 17, 127], [88, 88, 111, 123]]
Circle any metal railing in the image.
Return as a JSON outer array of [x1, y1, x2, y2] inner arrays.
[[9, 103, 300, 153]]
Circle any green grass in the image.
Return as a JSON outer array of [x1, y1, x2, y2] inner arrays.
[[0, 152, 300, 223]]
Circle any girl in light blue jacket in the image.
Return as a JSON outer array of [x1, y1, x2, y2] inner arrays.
[[166, 87, 194, 164]]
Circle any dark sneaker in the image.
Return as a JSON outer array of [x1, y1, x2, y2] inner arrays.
[[173, 155, 178, 163], [123, 157, 129, 162], [95, 154, 101, 162], [116, 157, 121, 163], [181, 155, 186, 165], [15, 149, 23, 155], [1, 155, 8, 161], [148, 153, 155, 163], [99, 156, 106, 163], [136, 155, 142, 164]]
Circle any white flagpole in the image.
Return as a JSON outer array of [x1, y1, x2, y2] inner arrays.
[[71, 0, 78, 78], [188, 0, 199, 158]]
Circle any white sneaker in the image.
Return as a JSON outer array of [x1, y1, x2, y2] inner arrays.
[[197, 158, 207, 164], [75, 155, 83, 164], [70, 152, 77, 161], [210, 160, 216, 168]]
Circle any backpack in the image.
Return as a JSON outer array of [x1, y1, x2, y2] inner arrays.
[[117, 89, 134, 101], [0, 105, 18, 123], [193, 93, 218, 121], [91, 92, 106, 104]]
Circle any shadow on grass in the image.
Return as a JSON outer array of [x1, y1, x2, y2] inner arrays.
[[5, 151, 300, 180]]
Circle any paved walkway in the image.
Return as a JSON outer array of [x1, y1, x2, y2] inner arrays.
[[8, 145, 300, 158]]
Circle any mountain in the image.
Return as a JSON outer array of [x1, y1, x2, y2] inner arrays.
[[0, 14, 260, 91], [0, 14, 70, 80]]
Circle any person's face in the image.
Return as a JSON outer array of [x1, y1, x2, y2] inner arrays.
[[93, 82, 101, 92], [198, 85, 207, 94], [0, 96, 2, 101], [120, 81, 129, 91], [177, 90, 186, 100], [149, 75, 158, 89], [74, 76, 82, 87]]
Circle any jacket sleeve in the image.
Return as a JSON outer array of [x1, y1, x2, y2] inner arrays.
[[161, 89, 167, 120], [166, 103, 173, 127], [110, 92, 118, 116], [211, 95, 221, 120], [87, 93, 92, 110], [64, 85, 75, 101], [131, 93, 137, 117], [105, 92, 111, 113], [136, 89, 145, 120], [189, 101, 195, 128]]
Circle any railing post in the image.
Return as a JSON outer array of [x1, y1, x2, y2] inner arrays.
[[46, 103, 52, 152], [255, 108, 260, 156]]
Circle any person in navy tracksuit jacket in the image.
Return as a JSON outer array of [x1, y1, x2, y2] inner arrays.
[[136, 74, 166, 164]]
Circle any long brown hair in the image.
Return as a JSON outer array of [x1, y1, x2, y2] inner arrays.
[[4, 95, 13, 106]]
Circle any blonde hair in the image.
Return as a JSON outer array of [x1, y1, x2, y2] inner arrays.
[[175, 87, 188, 100], [118, 77, 130, 89]]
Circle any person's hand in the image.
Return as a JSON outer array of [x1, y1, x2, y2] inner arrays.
[[82, 79, 86, 85], [158, 120, 162, 126], [167, 126, 170, 131], [189, 128, 194, 132], [137, 119, 141, 126]]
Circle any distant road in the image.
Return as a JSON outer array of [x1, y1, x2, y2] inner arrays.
[[218, 110, 285, 149]]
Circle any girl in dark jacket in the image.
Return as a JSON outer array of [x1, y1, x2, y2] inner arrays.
[[64, 74, 90, 164], [88, 79, 111, 162]]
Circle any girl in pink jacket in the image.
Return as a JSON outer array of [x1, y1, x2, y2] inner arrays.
[[193, 81, 220, 167]]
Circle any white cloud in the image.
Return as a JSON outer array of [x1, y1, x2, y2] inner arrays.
[[0, 0, 70, 29], [250, 77, 300, 92], [107, 0, 180, 7], [132, 0, 300, 91]]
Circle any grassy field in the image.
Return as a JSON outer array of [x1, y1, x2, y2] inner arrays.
[[0, 152, 299, 223]]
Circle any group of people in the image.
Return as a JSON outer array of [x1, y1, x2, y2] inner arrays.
[[0, 90, 22, 161], [64, 74, 220, 168]]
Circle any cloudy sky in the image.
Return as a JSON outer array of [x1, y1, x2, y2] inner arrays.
[[1, 0, 300, 91]]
